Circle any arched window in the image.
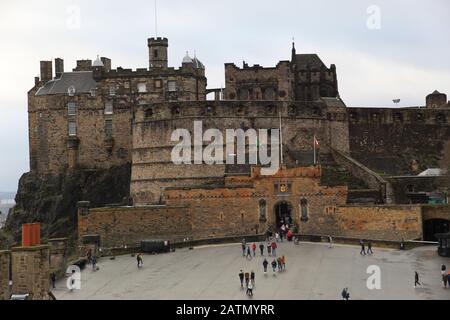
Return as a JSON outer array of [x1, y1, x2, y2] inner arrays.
[[145, 108, 153, 119], [300, 198, 309, 222], [259, 199, 267, 222]]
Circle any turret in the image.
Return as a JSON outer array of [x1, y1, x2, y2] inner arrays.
[[426, 90, 447, 108], [148, 37, 168, 69]]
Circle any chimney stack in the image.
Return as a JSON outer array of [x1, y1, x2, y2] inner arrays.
[[22, 223, 41, 247], [40, 61, 52, 82], [55, 58, 64, 78], [101, 57, 112, 72]]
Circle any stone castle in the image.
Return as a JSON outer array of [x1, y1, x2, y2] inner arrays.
[[24, 36, 450, 248]]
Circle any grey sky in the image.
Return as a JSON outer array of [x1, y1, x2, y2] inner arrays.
[[0, 0, 449, 191]]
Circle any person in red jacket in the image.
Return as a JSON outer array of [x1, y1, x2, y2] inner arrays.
[[251, 243, 257, 257], [271, 241, 278, 257]]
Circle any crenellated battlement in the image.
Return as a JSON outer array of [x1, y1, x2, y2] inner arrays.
[[347, 107, 450, 126]]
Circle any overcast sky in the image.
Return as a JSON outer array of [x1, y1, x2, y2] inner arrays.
[[0, 0, 449, 192]]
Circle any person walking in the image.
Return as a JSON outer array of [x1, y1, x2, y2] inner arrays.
[[367, 242, 373, 255], [277, 257, 282, 271], [251, 243, 257, 257], [281, 255, 286, 270], [259, 242, 265, 256], [241, 239, 246, 257], [50, 273, 56, 289], [267, 241, 272, 256], [92, 256, 98, 271], [328, 236, 332, 248], [86, 248, 92, 264], [246, 281, 254, 297], [239, 270, 244, 288], [250, 270, 256, 286], [341, 288, 350, 300], [414, 271, 421, 288], [360, 240, 366, 256], [275, 232, 280, 243], [271, 259, 277, 273], [137, 253, 143, 268], [246, 246, 253, 260], [263, 259, 269, 273], [271, 241, 278, 257], [441, 265, 448, 288], [443, 271, 449, 289], [244, 271, 250, 287]]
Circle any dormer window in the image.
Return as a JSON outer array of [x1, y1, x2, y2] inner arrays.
[[104, 101, 113, 115], [68, 86, 76, 96], [138, 83, 147, 93], [90, 89, 96, 97]]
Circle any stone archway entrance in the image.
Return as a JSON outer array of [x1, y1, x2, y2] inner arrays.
[[274, 201, 293, 229], [424, 219, 450, 241]]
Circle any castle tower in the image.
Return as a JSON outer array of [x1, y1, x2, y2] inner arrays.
[[426, 90, 447, 108], [148, 37, 168, 69]]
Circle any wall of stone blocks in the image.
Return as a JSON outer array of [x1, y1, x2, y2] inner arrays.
[[48, 238, 68, 276], [78, 206, 192, 248], [422, 205, 450, 221], [304, 205, 423, 241], [11, 246, 49, 300], [0, 250, 10, 300], [348, 107, 450, 175]]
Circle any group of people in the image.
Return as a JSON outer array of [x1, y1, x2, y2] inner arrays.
[[239, 270, 256, 296], [359, 240, 374, 255], [86, 248, 98, 271], [239, 235, 290, 297], [262, 256, 287, 273], [242, 239, 280, 259]]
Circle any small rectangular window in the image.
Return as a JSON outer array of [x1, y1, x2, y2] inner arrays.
[[90, 89, 96, 97], [68, 121, 77, 136], [109, 86, 116, 96], [105, 101, 113, 115], [105, 120, 113, 137], [168, 80, 177, 92], [138, 83, 147, 93], [154, 79, 162, 89], [67, 102, 76, 116]]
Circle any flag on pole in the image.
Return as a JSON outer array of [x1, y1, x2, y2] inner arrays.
[[313, 135, 319, 165], [314, 136, 320, 148]]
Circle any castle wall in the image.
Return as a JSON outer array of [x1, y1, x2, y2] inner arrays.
[[348, 107, 450, 175], [28, 91, 132, 174], [131, 101, 349, 205], [0, 250, 10, 300], [306, 205, 423, 241], [224, 62, 292, 101], [11, 246, 49, 300], [78, 205, 192, 247]]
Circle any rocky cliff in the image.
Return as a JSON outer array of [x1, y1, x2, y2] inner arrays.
[[4, 164, 131, 243]]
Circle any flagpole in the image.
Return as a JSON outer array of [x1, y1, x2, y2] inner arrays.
[[279, 109, 283, 165], [313, 135, 316, 165]]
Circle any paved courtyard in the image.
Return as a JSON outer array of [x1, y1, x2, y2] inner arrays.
[[53, 242, 450, 300]]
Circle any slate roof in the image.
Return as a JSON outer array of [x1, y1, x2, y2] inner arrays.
[[36, 71, 97, 96], [294, 54, 326, 69]]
